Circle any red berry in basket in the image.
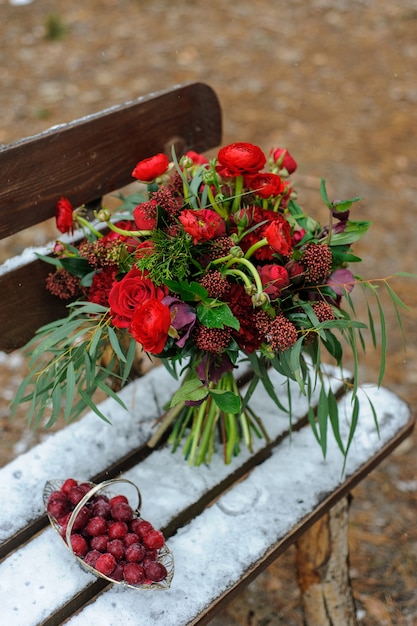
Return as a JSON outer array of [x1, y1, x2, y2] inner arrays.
[[85, 516, 108, 537], [71, 505, 91, 531], [91, 499, 111, 519], [47, 497, 70, 518], [144, 560, 168, 583], [107, 539, 125, 561], [61, 478, 78, 495], [90, 534, 109, 552], [84, 550, 101, 568], [124, 532, 140, 547], [56, 512, 71, 528], [144, 548, 158, 561], [95, 553, 116, 577], [48, 489, 67, 502], [131, 519, 153, 538], [109, 494, 129, 507], [125, 542, 146, 563], [70, 533, 88, 557], [111, 560, 126, 582], [123, 563, 146, 585], [111, 502, 134, 522], [68, 486, 87, 506], [108, 521, 128, 540], [143, 529, 165, 550]]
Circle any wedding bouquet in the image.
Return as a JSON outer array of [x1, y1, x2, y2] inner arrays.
[[12, 142, 408, 465]]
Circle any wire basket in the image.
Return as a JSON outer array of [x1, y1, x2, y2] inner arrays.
[[43, 478, 174, 590]]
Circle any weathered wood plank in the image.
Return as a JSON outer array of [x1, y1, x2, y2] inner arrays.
[[0, 83, 221, 240]]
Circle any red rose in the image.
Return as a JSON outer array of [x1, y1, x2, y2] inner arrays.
[[244, 173, 284, 199], [258, 264, 290, 299], [217, 142, 266, 177], [271, 148, 297, 174], [130, 299, 171, 354], [133, 200, 157, 230], [263, 217, 292, 256], [108, 268, 167, 329], [132, 153, 169, 182], [56, 197, 74, 234], [179, 208, 226, 244]]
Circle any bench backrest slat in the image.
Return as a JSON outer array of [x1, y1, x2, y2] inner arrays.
[[0, 83, 222, 351]]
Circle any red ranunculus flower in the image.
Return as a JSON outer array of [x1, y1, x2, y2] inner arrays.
[[263, 217, 293, 256], [244, 172, 284, 199], [56, 197, 74, 234], [130, 299, 171, 354], [217, 142, 266, 177], [271, 148, 297, 174], [179, 208, 226, 244], [133, 200, 157, 230], [185, 150, 209, 165], [258, 264, 290, 299], [132, 153, 169, 183], [108, 267, 167, 329]]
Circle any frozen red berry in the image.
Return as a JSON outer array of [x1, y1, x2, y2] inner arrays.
[[144, 560, 167, 582], [111, 502, 134, 522], [71, 505, 91, 531], [143, 529, 165, 550], [108, 521, 128, 540], [85, 516, 108, 537], [90, 534, 109, 552], [95, 553, 116, 577], [84, 549, 101, 567], [47, 497, 70, 519], [107, 539, 125, 561], [70, 533, 88, 557], [61, 478, 78, 495], [124, 532, 140, 547], [123, 563, 146, 585], [125, 543, 146, 563], [131, 519, 153, 538], [144, 548, 158, 561], [68, 486, 87, 506], [109, 494, 128, 507], [91, 499, 111, 519], [111, 561, 126, 582]]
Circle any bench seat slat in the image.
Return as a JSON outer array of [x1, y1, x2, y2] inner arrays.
[[0, 365, 343, 555], [0, 386, 411, 626]]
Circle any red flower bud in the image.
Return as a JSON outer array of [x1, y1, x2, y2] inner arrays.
[[271, 148, 297, 174], [55, 197, 74, 234]]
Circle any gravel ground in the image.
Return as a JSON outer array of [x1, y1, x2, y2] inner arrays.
[[1, 1, 417, 624]]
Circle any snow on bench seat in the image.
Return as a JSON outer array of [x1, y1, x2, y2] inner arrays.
[[0, 364, 341, 546], [0, 384, 411, 626]]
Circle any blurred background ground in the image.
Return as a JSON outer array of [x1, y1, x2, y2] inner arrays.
[[1, 0, 417, 624]]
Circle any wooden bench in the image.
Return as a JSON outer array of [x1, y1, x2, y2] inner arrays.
[[0, 82, 414, 626]]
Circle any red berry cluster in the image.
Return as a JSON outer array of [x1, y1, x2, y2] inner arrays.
[[46, 478, 168, 586]]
